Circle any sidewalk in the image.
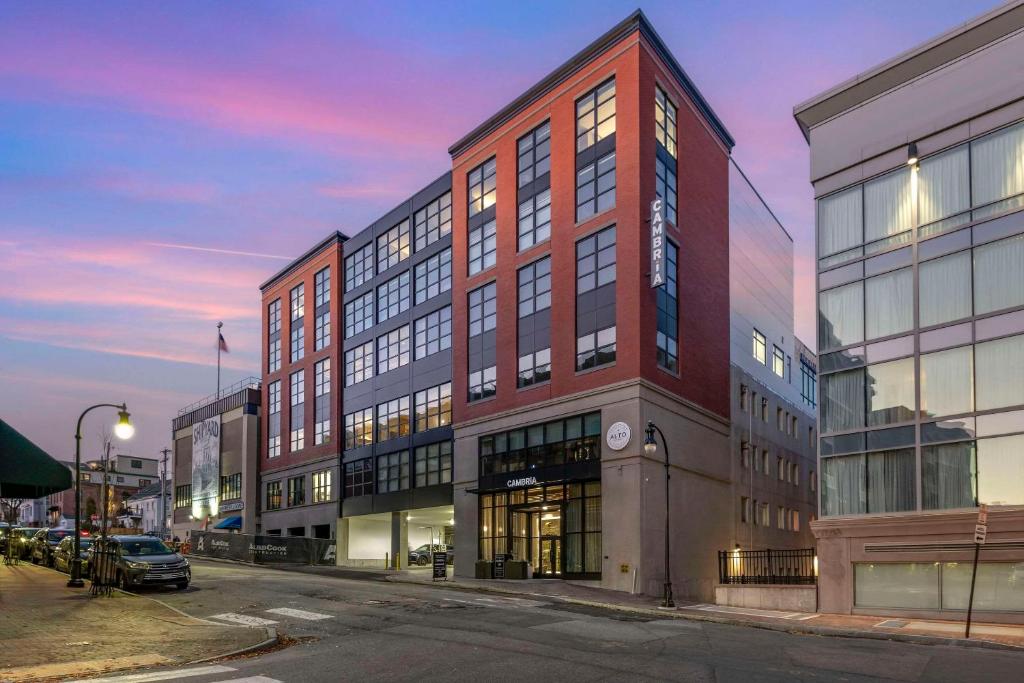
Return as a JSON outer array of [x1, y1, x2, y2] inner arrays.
[[0, 563, 274, 682]]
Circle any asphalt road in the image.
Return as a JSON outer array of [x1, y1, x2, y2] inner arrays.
[[95, 559, 1024, 683]]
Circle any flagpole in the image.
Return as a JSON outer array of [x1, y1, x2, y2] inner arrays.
[[216, 321, 223, 399]]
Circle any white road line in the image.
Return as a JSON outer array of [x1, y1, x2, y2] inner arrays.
[[65, 665, 236, 683], [208, 612, 279, 626], [265, 607, 333, 621], [211, 677, 282, 683]]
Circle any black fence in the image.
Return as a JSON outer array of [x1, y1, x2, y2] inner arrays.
[[189, 531, 336, 566], [718, 548, 816, 585]]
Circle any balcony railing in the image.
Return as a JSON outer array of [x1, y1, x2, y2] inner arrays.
[[718, 548, 817, 585]]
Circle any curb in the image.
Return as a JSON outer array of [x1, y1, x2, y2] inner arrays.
[[184, 627, 280, 666], [384, 575, 1024, 653]]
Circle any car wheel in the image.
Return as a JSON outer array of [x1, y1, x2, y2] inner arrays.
[[417, 556, 428, 566], [117, 572, 131, 592], [176, 581, 189, 590]]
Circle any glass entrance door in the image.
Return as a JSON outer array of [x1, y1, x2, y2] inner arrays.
[[533, 506, 561, 577]]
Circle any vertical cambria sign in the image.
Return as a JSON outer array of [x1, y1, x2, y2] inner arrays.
[[650, 198, 666, 288], [191, 415, 221, 519]]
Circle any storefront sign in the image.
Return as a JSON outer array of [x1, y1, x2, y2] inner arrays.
[[493, 553, 508, 579], [220, 501, 244, 512], [606, 422, 630, 451], [650, 198, 666, 288], [506, 476, 538, 488], [432, 551, 448, 580], [191, 415, 221, 518]]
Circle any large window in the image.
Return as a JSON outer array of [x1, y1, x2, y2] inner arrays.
[[866, 357, 916, 426], [267, 380, 281, 458], [414, 248, 451, 305], [344, 459, 373, 497], [468, 157, 496, 218], [314, 358, 330, 445], [920, 346, 974, 418], [414, 442, 453, 487], [819, 281, 863, 350], [518, 256, 552, 387], [576, 151, 616, 221], [174, 484, 191, 509], [312, 470, 332, 504], [974, 232, 1024, 316], [468, 218, 497, 275], [287, 476, 305, 507], [344, 407, 373, 450], [479, 412, 601, 477], [655, 156, 677, 226], [518, 121, 551, 188], [656, 240, 678, 372], [468, 282, 497, 401], [344, 243, 374, 292], [265, 481, 281, 510], [976, 333, 1024, 411], [518, 189, 551, 251], [376, 325, 410, 374], [468, 282, 497, 335], [376, 271, 410, 323], [268, 299, 281, 373], [377, 219, 410, 273], [414, 306, 451, 359], [753, 329, 767, 364], [576, 226, 616, 371], [345, 341, 373, 386], [468, 367, 496, 403], [414, 382, 451, 432], [655, 87, 677, 158], [289, 370, 304, 452], [376, 451, 410, 493], [821, 368, 865, 433], [821, 449, 916, 516], [920, 251, 972, 327], [801, 361, 817, 409], [865, 267, 913, 340], [376, 396, 410, 442], [314, 267, 330, 351], [414, 192, 452, 252], [576, 79, 615, 152], [290, 283, 305, 362], [345, 291, 374, 338]]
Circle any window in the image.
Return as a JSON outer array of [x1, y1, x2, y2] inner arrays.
[[777, 456, 785, 481], [268, 380, 281, 458], [376, 271, 410, 323], [518, 189, 551, 251], [414, 306, 452, 359], [345, 291, 374, 338], [468, 157, 497, 218], [655, 87, 677, 158], [415, 442, 453, 487], [468, 218, 497, 274], [822, 368, 865, 432], [976, 333, 1024, 411], [220, 473, 241, 500], [266, 481, 281, 510], [468, 367, 497, 402], [761, 450, 770, 475], [821, 449, 916, 515], [345, 243, 374, 292], [801, 361, 817, 409], [777, 408, 784, 432], [772, 346, 785, 377], [414, 382, 451, 432], [518, 121, 551, 188], [312, 470, 332, 504], [345, 341, 373, 386], [518, 349, 551, 388], [344, 407, 373, 450], [314, 311, 330, 351], [287, 476, 305, 507], [290, 282, 305, 319], [289, 283, 305, 363], [971, 121, 1024, 213], [289, 370, 305, 451], [576, 226, 616, 372], [518, 257, 552, 388], [974, 232, 1024, 316], [376, 451, 410, 493], [576, 225, 616, 293], [344, 459, 373, 498], [576, 78, 615, 152], [758, 502, 770, 527], [479, 412, 601, 477], [414, 248, 451, 304], [376, 325, 410, 374], [376, 396, 410, 442], [377, 219, 410, 273], [753, 329, 767, 364], [268, 299, 281, 373], [655, 156, 677, 226], [920, 251, 972, 327], [867, 358, 916, 426], [314, 267, 330, 306], [314, 268, 330, 351], [792, 463, 800, 486], [920, 346, 974, 418], [414, 192, 452, 252], [656, 241, 678, 371], [576, 151, 616, 221], [791, 510, 800, 532], [740, 385, 749, 412], [866, 267, 913, 340], [576, 327, 616, 371], [518, 256, 551, 317], [752, 446, 760, 472], [174, 484, 191, 509], [777, 506, 786, 530], [740, 496, 751, 523], [760, 396, 768, 421], [468, 282, 497, 335], [819, 281, 863, 350], [314, 358, 330, 445], [740, 441, 750, 468]]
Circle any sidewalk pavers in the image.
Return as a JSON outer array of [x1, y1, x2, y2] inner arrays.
[[0, 563, 273, 682]]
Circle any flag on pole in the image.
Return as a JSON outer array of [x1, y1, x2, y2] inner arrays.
[[218, 332, 230, 353]]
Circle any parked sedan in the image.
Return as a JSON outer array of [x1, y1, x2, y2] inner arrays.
[[52, 535, 93, 574], [30, 528, 73, 566], [95, 535, 190, 590], [409, 544, 454, 566]]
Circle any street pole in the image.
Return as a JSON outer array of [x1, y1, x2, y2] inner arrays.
[[101, 441, 111, 542], [966, 541, 980, 638], [159, 448, 171, 539], [216, 321, 223, 400], [645, 421, 674, 609]]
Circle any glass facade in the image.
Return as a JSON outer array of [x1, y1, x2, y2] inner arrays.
[[817, 119, 1024, 517]]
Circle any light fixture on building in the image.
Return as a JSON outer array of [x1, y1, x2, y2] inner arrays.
[[643, 425, 657, 455], [907, 142, 919, 167]]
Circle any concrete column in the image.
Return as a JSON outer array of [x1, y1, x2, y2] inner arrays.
[[391, 511, 408, 569], [336, 516, 349, 567]]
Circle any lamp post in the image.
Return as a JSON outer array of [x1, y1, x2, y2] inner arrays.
[[68, 403, 133, 587], [644, 421, 674, 608]]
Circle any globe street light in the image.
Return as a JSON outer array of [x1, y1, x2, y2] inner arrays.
[[68, 403, 133, 588], [644, 421, 675, 609]]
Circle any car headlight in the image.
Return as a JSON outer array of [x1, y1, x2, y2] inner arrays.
[[126, 561, 149, 570]]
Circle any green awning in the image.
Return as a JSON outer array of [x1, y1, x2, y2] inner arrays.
[[0, 419, 73, 498]]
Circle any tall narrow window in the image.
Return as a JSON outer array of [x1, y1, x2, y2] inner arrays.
[[414, 247, 451, 304], [468, 157, 496, 218], [267, 299, 281, 373], [576, 79, 615, 152], [344, 341, 373, 386], [656, 240, 678, 371], [753, 329, 766, 365], [267, 380, 281, 458], [414, 191, 452, 252], [576, 226, 616, 370], [414, 306, 452, 359], [468, 282, 497, 401], [518, 189, 551, 251], [344, 243, 373, 292], [468, 218, 497, 275], [655, 87, 678, 225], [376, 271, 410, 323], [314, 267, 330, 351], [289, 369, 305, 452], [772, 346, 785, 377], [312, 470, 332, 504], [376, 325, 410, 374], [518, 121, 551, 188], [290, 283, 305, 362], [314, 358, 331, 445], [345, 291, 374, 338], [576, 151, 616, 221], [377, 219, 410, 273], [518, 256, 552, 387], [518, 121, 552, 251]]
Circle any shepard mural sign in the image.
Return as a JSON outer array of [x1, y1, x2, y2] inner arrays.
[[191, 415, 220, 518]]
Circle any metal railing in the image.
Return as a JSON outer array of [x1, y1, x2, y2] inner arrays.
[[176, 377, 260, 416], [718, 548, 816, 585]]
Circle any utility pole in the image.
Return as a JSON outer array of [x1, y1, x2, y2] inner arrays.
[[160, 448, 171, 539]]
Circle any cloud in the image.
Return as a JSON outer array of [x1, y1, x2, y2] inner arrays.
[[148, 242, 295, 261]]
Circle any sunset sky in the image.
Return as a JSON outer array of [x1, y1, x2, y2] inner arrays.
[[0, 0, 996, 463]]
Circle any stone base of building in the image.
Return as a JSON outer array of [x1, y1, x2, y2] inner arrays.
[[714, 584, 816, 612], [813, 508, 1024, 624]]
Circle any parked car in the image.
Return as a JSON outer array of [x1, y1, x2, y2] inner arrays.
[[52, 535, 94, 574], [8, 528, 42, 559], [408, 544, 454, 566], [92, 535, 190, 591], [0, 522, 9, 552], [29, 528, 73, 566]]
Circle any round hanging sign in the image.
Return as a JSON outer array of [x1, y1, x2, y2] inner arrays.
[[606, 422, 631, 451]]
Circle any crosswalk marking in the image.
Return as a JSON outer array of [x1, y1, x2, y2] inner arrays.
[[65, 665, 237, 683], [208, 612, 279, 626], [264, 607, 333, 621], [213, 677, 282, 683], [687, 603, 819, 621]]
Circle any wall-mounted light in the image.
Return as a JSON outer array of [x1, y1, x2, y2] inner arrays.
[[907, 142, 919, 167]]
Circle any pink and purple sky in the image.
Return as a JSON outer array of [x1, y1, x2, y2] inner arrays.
[[0, 1, 996, 463]]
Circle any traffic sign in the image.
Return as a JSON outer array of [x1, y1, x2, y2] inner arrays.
[[974, 524, 987, 544]]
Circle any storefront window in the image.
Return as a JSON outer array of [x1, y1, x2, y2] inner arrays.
[[479, 411, 601, 476]]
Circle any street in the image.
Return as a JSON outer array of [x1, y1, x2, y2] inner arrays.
[[81, 559, 1024, 683]]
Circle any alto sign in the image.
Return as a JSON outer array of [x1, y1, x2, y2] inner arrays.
[[606, 422, 631, 450], [650, 198, 666, 288]]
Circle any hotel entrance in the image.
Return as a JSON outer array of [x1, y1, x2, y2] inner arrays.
[[511, 504, 562, 577]]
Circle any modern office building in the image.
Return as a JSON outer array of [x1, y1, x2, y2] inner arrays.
[[795, 1, 1024, 621], [171, 379, 261, 538]]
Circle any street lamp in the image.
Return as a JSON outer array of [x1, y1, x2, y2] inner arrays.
[[644, 421, 675, 609], [68, 403, 133, 588]]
